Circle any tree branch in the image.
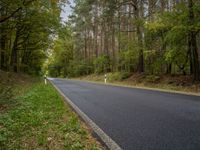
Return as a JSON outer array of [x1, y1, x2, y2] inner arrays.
[[0, 0, 35, 24]]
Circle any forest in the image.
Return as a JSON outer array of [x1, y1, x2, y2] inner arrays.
[[46, 0, 200, 82], [1, 0, 200, 82], [0, 0, 66, 75], [1, 1, 200, 149]]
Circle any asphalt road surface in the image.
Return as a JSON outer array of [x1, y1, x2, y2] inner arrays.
[[50, 78, 200, 150]]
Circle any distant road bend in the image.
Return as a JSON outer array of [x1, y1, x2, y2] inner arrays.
[[49, 78, 200, 150]]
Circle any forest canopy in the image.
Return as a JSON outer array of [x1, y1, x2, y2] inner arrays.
[[47, 0, 200, 82], [1, 0, 200, 82], [0, 0, 66, 75]]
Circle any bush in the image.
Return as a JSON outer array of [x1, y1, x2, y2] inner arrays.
[[67, 60, 93, 77], [94, 55, 110, 74]]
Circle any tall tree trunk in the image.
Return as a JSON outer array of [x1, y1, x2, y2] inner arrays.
[[137, 25, 144, 73], [134, 1, 144, 73], [10, 33, 19, 72], [111, 18, 116, 72], [84, 28, 87, 59], [188, 0, 200, 82]]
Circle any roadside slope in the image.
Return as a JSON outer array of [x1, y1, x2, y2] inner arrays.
[[74, 73, 200, 96], [0, 71, 104, 150]]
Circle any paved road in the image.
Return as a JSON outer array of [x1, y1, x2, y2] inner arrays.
[[50, 78, 200, 150]]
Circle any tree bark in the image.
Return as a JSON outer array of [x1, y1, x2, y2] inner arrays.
[[10, 33, 19, 72], [188, 0, 200, 82], [134, 0, 144, 73]]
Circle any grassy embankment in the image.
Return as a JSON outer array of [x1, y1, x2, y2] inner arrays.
[[74, 72, 200, 95], [0, 71, 103, 150]]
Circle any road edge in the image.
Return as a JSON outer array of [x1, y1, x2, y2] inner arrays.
[[48, 78, 122, 150]]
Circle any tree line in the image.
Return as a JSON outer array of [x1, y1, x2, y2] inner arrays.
[[0, 0, 66, 75], [16, 0, 200, 82]]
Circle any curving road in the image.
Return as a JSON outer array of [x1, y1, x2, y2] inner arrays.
[[50, 78, 200, 150]]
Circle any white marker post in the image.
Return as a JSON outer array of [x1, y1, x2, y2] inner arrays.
[[44, 75, 47, 85], [104, 74, 107, 84]]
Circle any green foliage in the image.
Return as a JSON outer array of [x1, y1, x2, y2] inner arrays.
[[45, 26, 74, 77], [45, 0, 200, 81], [0, 0, 64, 74], [119, 37, 139, 72], [94, 55, 110, 74], [144, 1, 200, 77], [68, 60, 93, 77]]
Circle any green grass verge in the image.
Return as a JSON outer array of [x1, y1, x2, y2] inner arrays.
[[0, 82, 103, 150]]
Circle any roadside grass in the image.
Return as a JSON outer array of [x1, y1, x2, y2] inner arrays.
[[0, 81, 103, 150], [74, 73, 200, 95]]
